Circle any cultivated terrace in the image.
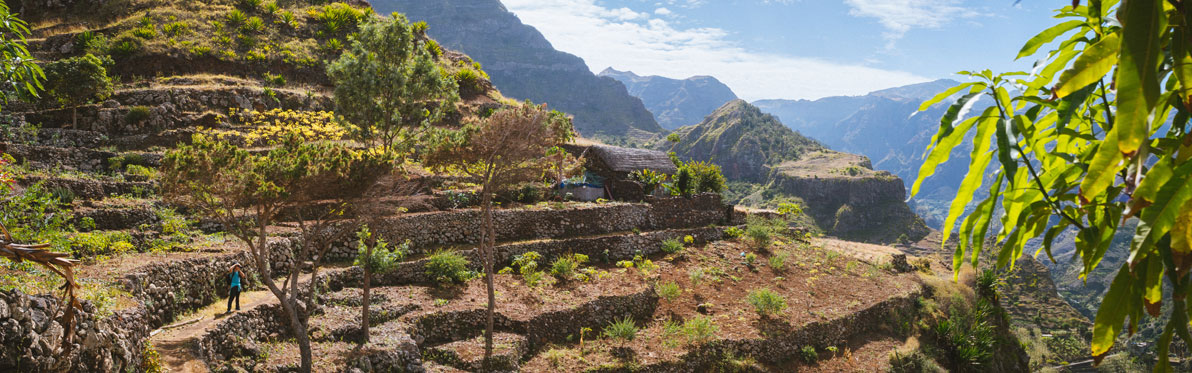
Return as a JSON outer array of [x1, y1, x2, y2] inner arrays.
[[0, 0, 1031, 372]]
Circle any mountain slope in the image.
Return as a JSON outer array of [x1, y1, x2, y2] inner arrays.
[[370, 0, 664, 142], [754, 79, 971, 228], [599, 68, 738, 130], [659, 100, 929, 243]]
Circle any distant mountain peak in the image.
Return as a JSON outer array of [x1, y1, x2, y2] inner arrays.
[[600, 69, 739, 130]]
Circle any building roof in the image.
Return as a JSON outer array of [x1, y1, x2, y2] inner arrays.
[[586, 144, 678, 174]]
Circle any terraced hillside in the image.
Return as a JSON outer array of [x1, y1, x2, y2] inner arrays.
[[0, 0, 1028, 372]]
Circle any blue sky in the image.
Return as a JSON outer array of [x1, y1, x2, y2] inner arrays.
[[503, 0, 1064, 101]]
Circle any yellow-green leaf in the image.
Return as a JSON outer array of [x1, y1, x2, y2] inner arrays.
[[1113, 0, 1166, 157], [1091, 263, 1135, 358], [918, 82, 979, 112], [1055, 32, 1120, 98], [1017, 20, 1086, 60], [1078, 123, 1124, 203], [911, 99, 985, 198], [941, 109, 997, 255]]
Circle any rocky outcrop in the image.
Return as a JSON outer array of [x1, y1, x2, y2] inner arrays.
[[600, 68, 739, 130], [369, 0, 664, 140], [768, 171, 929, 244]]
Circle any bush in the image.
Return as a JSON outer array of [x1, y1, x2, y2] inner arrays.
[[108, 35, 142, 57], [163, 21, 189, 37], [768, 252, 788, 271], [602, 317, 638, 345], [125, 106, 151, 123], [660, 238, 684, 254], [685, 161, 725, 194], [124, 164, 156, 179], [746, 288, 786, 316], [311, 3, 368, 34], [682, 316, 717, 345], [75, 31, 108, 55], [262, 72, 286, 87], [744, 252, 757, 269], [241, 16, 265, 33], [226, 9, 248, 25], [453, 67, 484, 95], [888, 351, 945, 373], [800, 345, 818, 363], [425, 250, 471, 284], [549, 255, 578, 280], [671, 165, 695, 196], [629, 169, 666, 195], [724, 226, 744, 238], [425, 39, 442, 57], [656, 281, 681, 301], [745, 225, 771, 250], [108, 153, 149, 170], [976, 269, 999, 300]]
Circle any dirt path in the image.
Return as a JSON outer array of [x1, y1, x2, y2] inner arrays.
[[151, 289, 275, 373], [148, 267, 348, 373]]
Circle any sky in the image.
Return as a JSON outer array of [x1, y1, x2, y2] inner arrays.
[[502, 0, 1065, 101]]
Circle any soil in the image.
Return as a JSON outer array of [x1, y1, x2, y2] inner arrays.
[[150, 289, 274, 373]]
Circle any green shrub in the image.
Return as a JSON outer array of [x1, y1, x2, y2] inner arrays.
[[70, 230, 135, 257], [108, 153, 149, 170], [263, 1, 279, 14], [768, 252, 788, 271], [686, 161, 726, 194], [682, 316, 717, 345], [660, 238, 684, 254], [125, 106, 151, 123], [629, 169, 666, 195], [724, 226, 744, 238], [602, 317, 638, 346], [425, 39, 442, 57], [226, 9, 248, 25], [800, 345, 818, 363], [162, 21, 189, 37], [262, 72, 286, 87], [549, 255, 578, 280], [507, 251, 545, 286], [108, 35, 143, 57], [0, 183, 74, 248], [124, 164, 156, 178], [277, 10, 296, 27], [670, 165, 695, 196], [49, 186, 75, 205], [746, 288, 786, 316], [744, 252, 757, 268], [453, 68, 484, 95], [933, 299, 997, 371], [656, 281, 681, 301], [888, 351, 945, 373], [132, 16, 156, 39], [745, 225, 771, 250], [425, 250, 472, 284], [313, 3, 368, 34], [976, 269, 999, 300], [241, 16, 265, 33], [241, 0, 263, 10], [75, 31, 108, 55]]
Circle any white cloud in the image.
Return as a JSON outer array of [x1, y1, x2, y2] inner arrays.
[[654, 7, 672, 15], [843, 0, 980, 41], [504, 0, 929, 101]]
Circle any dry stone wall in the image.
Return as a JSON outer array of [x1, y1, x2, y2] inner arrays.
[[0, 290, 151, 372], [321, 194, 734, 261]]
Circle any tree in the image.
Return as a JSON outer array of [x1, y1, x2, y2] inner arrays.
[[353, 225, 406, 343], [326, 13, 458, 152], [42, 53, 112, 128], [161, 124, 392, 373], [0, 2, 43, 108], [423, 102, 578, 365], [912, 1, 1192, 368]]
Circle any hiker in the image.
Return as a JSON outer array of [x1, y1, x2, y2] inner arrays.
[[226, 263, 243, 313]]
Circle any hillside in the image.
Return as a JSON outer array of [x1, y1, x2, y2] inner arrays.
[[599, 68, 738, 130], [754, 79, 974, 228], [658, 100, 929, 244], [368, 0, 664, 143], [0, 0, 1036, 372]]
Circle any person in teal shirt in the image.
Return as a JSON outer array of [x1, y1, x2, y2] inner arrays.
[[226, 263, 243, 313]]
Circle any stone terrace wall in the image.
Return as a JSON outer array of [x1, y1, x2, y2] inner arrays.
[[0, 290, 151, 372], [322, 193, 733, 261]]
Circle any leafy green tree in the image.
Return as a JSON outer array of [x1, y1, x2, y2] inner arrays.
[[161, 127, 392, 373], [423, 102, 577, 365], [353, 225, 406, 343], [0, 2, 43, 108], [326, 13, 458, 152], [912, 1, 1192, 367], [42, 54, 113, 128]]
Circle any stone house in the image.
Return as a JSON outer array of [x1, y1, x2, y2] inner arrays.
[[564, 144, 678, 201]]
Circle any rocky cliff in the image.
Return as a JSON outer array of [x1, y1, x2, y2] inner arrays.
[[369, 0, 664, 142], [599, 68, 738, 130]]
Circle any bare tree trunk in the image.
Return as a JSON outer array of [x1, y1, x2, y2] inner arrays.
[[250, 216, 313, 373], [482, 185, 496, 366], [361, 264, 372, 343]]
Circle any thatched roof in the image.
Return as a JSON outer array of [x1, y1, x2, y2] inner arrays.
[[585, 144, 678, 174]]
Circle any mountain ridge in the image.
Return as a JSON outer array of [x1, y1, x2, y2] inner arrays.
[[369, 0, 664, 142], [600, 67, 739, 130]]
